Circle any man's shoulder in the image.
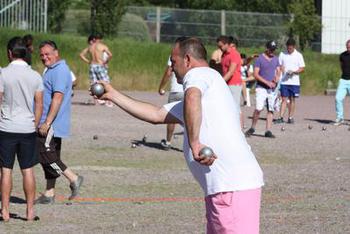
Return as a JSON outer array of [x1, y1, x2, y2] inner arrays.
[[340, 51, 350, 57]]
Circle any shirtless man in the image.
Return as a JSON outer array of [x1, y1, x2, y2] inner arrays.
[[80, 33, 113, 106]]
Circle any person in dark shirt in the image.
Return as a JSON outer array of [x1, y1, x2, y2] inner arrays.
[[334, 39, 350, 125]]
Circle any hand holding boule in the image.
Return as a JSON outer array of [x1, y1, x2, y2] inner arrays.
[[90, 83, 105, 98]]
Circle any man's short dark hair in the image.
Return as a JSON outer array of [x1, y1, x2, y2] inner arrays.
[[88, 34, 95, 43], [175, 36, 189, 43], [39, 40, 58, 50], [94, 32, 103, 40], [228, 36, 238, 46], [216, 35, 230, 44], [7, 37, 27, 59], [286, 38, 296, 46], [178, 37, 207, 61]]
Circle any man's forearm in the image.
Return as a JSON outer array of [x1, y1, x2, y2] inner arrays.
[[108, 90, 170, 124], [184, 88, 202, 149], [45, 93, 63, 125]]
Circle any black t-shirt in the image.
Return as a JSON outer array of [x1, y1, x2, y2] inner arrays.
[[340, 51, 350, 80]]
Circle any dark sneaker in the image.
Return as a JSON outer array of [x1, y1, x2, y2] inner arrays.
[[160, 139, 171, 150], [274, 117, 284, 124], [287, 117, 295, 124], [69, 175, 84, 200], [264, 130, 276, 138], [35, 195, 55, 204], [245, 128, 255, 137]]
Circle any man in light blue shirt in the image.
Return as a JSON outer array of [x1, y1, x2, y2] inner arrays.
[[35, 40, 83, 204]]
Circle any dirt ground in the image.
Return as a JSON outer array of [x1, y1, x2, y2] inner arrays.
[[0, 90, 349, 234]]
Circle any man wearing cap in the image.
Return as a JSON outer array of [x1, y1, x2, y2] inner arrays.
[[245, 40, 281, 138]]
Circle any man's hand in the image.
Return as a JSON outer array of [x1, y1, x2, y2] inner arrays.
[[39, 123, 50, 136], [191, 142, 217, 166]]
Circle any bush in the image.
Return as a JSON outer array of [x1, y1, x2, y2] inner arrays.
[[118, 13, 152, 41]]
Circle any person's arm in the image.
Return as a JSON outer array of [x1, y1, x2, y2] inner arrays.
[[184, 87, 216, 166], [254, 67, 275, 89], [158, 66, 172, 95], [79, 47, 90, 64], [292, 67, 304, 75], [274, 66, 281, 83], [34, 91, 43, 128], [222, 62, 237, 82], [98, 81, 180, 124], [38, 92, 63, 136]]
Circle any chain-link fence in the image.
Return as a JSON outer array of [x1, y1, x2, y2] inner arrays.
[[0, 0, 47, 32], [121, 6, 291, 46]]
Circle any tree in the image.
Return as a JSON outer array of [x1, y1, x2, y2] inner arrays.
[[91, 0, 126, 37], [47, 0, 71, 33], [288, 0, 321, 50]]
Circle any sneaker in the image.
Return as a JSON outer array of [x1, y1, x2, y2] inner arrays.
[[264, 130, 276, 138], [69, 175, 84, 200], [274, 117, 284, 124], [245, 128, 255, 137], [334, 118, 344, 126], [35, 195, 55, 204], [160, 139, 171, 150], [287, 117, 295, 124]]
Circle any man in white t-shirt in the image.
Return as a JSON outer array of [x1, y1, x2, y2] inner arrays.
[[158, 49, 184, 150], [94, 37, 264, 234], [275, 38, 305, 124]]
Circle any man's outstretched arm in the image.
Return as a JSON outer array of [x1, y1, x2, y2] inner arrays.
[[98, 82, 180, 124]]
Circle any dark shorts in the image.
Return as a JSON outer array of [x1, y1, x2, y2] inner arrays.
[[280, 85, 300, 98], [37, 135, 67, 179], [0, 131, 38, 169]]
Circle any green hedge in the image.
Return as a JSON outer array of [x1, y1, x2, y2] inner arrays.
[[0, 28, 342, 94]]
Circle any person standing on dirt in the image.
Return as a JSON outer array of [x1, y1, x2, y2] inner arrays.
[[334, 39, 350, 126], [0, 37, 43, 221], [245, 40, 281, 138], [274, 38, 305, 124], [94, 37, 264, 234], [158, 42, 185, 150], [35, 40, 83, 204], [80, 33, 113, 107]]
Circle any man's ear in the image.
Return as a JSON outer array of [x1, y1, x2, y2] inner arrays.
[[184, 54, 191, 67], [7, 50, 13, 61]]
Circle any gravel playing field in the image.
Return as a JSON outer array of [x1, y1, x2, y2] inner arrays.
[[0, 90, 349, 234]]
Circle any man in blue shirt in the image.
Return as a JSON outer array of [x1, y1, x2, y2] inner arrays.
[[35, 40, 84, 204]]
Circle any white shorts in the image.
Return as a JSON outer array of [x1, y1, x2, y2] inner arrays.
[[255, 87, 277, 112]]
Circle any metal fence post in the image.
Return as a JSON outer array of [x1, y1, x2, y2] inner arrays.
[[221, 10, 226, 35], [156, 6, 160, 43]]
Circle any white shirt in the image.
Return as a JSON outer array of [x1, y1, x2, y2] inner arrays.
[[167, 57, 183, 93], [164, 67, 264, 196], [279, 49, 305, 86]]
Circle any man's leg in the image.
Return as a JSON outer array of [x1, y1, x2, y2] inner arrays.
[[166, 123, 176, 142], [21, 168, 36, 220], [289, 96, 296, 119], [1, 168, 12, 221], [251, 109, 261, 129], [279, 96, 288, 120], [335, 79, 347, 121], [266, 111, 274, 132]]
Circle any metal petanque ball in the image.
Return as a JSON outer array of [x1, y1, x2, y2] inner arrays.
[[308, 125, 313, 130], [322, 126, 327, 131], [199, 147, 214, 159], [91, 83, 105, 98], [281, 126, 285, 132], [93, 135, 98, 140], [131, 143, 137, 148]]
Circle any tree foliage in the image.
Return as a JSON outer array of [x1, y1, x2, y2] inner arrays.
[[48, 0, 71, 33], [91, 0, 126, 37], [288, 0, 321, 50]]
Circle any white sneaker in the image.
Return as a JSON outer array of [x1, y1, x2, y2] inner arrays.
[[334, 118, 344, 126]]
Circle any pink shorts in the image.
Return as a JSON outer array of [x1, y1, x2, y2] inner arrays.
[[205, 188, 261, 234]]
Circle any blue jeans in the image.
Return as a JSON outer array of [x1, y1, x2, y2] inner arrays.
[[335, 78, 350, 119]]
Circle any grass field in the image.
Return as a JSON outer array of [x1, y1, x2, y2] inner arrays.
[[0, 28, 342, 94]]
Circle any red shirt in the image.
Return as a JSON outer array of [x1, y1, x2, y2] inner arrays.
[[221, 47, 242, 86]]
